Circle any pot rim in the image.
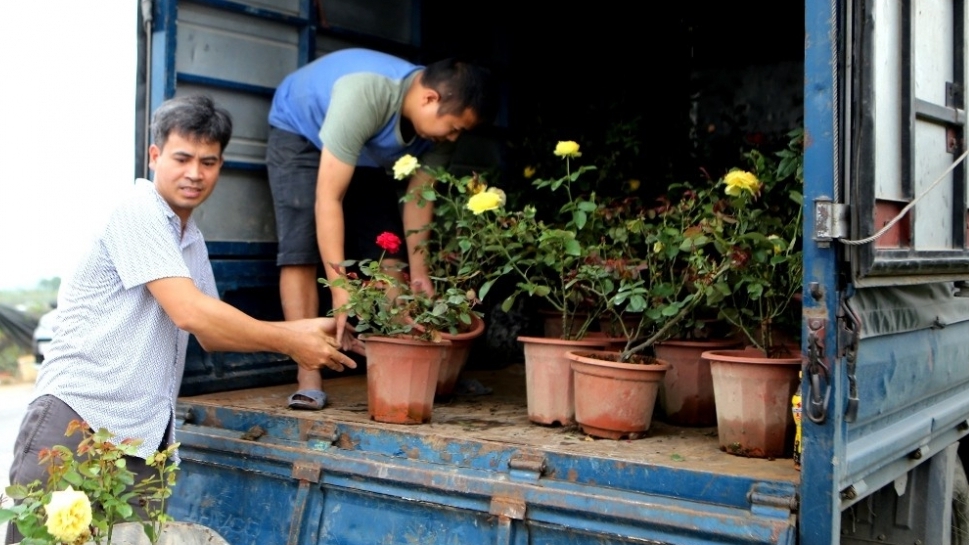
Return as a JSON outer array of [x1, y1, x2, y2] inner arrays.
[[656, 337, 743, 349], [360, 334, 452, 347], [517, 335, 611, 348], [701, 348, 800, 365], [566, 350, 671, 372]]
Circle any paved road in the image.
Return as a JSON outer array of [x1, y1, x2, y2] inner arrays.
[[0, 382, 35, 540]]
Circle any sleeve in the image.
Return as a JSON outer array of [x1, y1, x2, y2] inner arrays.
[[419, 140, 457, 170], [102, 200, 191, 290], [320, 74, 397, 166]]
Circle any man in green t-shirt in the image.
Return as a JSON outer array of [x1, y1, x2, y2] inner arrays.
[[267, 48, 497, 410]]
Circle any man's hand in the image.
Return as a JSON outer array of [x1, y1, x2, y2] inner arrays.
[[330, 287, 360, 352], [279, 318, 358, 372], [409, 274, 435, 298]]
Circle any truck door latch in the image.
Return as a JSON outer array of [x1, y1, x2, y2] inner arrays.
[[838, 296, 861, 422], [807, 318, 831, 424]]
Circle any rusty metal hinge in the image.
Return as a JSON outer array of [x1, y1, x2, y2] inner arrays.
[[508, 450, 546, 483], [306, 421, 340, 448], [814, 198, 850, 244]]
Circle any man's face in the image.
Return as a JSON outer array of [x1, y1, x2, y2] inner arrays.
[[148, 132, 223, 223], [411, 103, 479, 144]]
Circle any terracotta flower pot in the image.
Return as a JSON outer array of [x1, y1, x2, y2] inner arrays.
[[436, 314, 486, 397], [567, 350, 670, 440], [654, 338, 742, 426], [540, 309, 590, 339], [363, 335, 450, 424], [703, 348, 801, 458], [518, 335, 610, 426]]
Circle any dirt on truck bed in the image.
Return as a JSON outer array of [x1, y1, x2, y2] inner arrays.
[[179, 362, 800, 485]]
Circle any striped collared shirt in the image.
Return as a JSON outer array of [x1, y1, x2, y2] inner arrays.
[[34, 179, 218, 459]]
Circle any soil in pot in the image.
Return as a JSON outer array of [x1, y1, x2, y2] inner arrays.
[[567, 350, 670, 440]]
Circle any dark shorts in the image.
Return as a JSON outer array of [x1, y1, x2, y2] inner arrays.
[[266, 126, 406, 267], [5, 396, 165, 545]]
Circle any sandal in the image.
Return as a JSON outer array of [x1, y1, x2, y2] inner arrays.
[[287, 389, 327, 410]]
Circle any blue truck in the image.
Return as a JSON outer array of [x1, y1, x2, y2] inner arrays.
[[138, 0, 969, 543]]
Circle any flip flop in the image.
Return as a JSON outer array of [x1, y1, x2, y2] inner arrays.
[[288, 389, 327, 410]]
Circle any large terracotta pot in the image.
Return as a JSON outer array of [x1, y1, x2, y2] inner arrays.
[[436, 314, 486, 397], [703, 348, 801, 458], [567, 351, 669, 440], [363, 335, 450, 424], [654, 338, 742, 426], [517, 335, 610, 426], [540, 310, 590, 339]]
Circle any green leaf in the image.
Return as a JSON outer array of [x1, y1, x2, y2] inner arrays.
[[501, 294, 517, 313], [573, 210, 587, 230], [577, 201, 597, 212], [421, 188, 437, 201], [564, 239, 582, 256], [479, 279, 495, 300], [671, 453, 685, 462]]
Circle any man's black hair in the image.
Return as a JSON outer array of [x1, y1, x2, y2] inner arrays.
[[151, 95, 233, 153], [421, 58, 499, 124]]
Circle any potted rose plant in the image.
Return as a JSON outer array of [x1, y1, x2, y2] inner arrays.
[[320, 225, 480, 424], [700, 128, 806, 458], [562, 182, 736, 438], [427, 141, 612, 425], [1, 421, 226, 545], [401, 163, 499, 397]]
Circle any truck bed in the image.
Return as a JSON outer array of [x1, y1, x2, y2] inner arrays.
[[180, 362, 799, 484], [172, 363, 800, 544]]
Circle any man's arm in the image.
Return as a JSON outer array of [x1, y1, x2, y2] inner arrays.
[[147, 276, 357, 371], [403, 169, 435, 295], [315, 147, 357, 345]]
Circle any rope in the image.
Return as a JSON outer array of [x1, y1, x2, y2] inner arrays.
[[839, 149, 969, 246]]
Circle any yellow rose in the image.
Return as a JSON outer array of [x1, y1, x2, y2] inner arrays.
[[45, 486, 92, 543], [392, 154, 420, 180], [553, 141, 581, 158], [627, 179, 641, 191], [467, 190, 504, 215], [723, 170, 761, 196], [653, 241, 664, 254], [523, 165, 536, 179], [486, 186, 507, 206]]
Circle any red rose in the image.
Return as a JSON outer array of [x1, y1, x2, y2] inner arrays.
[[376, 232, 402, 254]]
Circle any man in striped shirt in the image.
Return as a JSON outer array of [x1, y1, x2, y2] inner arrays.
[[5, 95, 358, 545]]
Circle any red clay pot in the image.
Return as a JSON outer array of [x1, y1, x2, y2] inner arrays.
[[654, 338, 742, 426], [436, 314, 486, 397], [540, 310, 590, 339], [363, 335, 450, 424], [518, 335, 610, 426], [567, 350, 670, 440], [703, 348, 801, 458]]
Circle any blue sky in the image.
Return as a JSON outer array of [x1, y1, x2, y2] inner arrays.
[[0, 3, 137, 289]]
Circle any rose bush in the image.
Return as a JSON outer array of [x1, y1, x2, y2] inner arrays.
[[0, 421, 179, 545], [320, 231, 480, 341]]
